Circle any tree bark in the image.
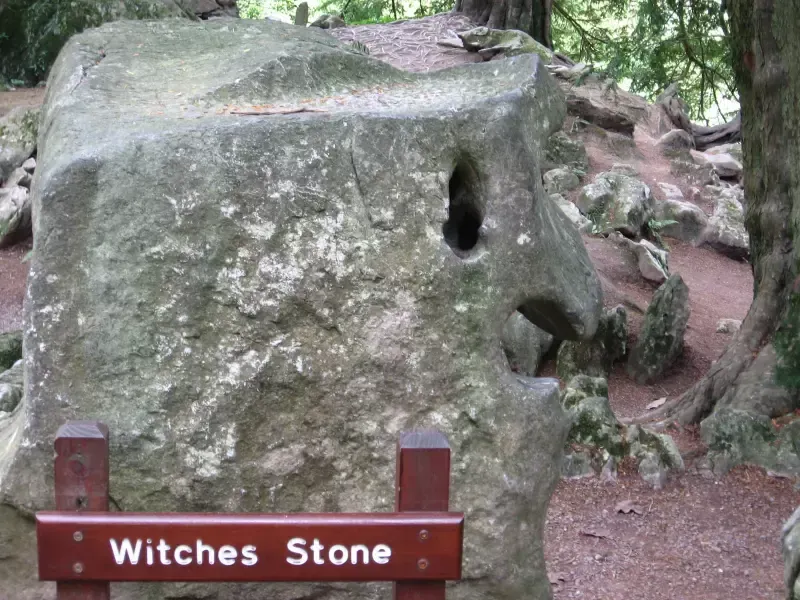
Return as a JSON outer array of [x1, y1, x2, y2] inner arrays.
[[654, 84, 741, 151], [645, 0, 800, 425], [452, 0, 552, 47]]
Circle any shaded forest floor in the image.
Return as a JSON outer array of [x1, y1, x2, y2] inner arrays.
[[1, 14, 797, 599]]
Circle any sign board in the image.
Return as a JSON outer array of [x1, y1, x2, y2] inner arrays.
[[37, 511, 464, 583]]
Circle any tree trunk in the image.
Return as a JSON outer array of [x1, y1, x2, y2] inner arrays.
[[646, 0, 800, 425], [452, 0, 552, 47]]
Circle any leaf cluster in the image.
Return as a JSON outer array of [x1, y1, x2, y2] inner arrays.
[[0, 0, 172, 85], [552, 0, 736, 123]]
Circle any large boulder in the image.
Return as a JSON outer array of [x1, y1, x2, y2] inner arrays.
[[0, 19, 603, 600], [701, 408, 800, 477], [577, 171, 655, 237], [555, 75, 648, 136], [627, 275, 690, 384]]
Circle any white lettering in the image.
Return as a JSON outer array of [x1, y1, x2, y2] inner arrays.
[[146, 539, 154, 566], [311, 538, 325, 565], [157, 540, 172, 565], [286, 538, 308, 566], [109, 538, 142, 565], [350, 544, 369, 565], [174, 545, 192, 566], [241, 545, 259, 566], [372, 545, 391, 565], [329, 545, 348, 566], [218, 545, 237, 566], [196, 539, 215, 565]]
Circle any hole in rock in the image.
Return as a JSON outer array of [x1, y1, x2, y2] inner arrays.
[[443, 160, 484, 256]]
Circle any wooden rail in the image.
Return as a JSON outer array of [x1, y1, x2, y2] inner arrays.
[[36, 422, 464, 599]]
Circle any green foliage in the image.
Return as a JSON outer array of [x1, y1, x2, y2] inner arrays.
[[552, 0, 737, 123], [774, 288, 800, 390], [645, 218, 678, 248], [0, 0, 173, 85], [239, 0, 268, 18]]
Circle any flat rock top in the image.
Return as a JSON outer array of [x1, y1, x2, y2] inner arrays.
[[49, 17, 542, 136]]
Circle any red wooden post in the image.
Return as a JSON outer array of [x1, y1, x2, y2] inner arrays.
[[53, 421, 111, 600], [394, 431, 451, 600]]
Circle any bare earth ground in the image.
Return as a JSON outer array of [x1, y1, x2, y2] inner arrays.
[[1, 15, 797, 598]]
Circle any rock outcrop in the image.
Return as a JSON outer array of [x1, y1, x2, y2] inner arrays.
[[557, 305, 627, 381], [0, 19, 603, 600], [577, 171, 655, 237], [627, 275, 690, 384], [701, 185, 749, 259], [0, 107, 38, 184]]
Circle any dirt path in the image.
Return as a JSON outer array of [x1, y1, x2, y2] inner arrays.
[[0, 87, 45, 118], [547, 464, 796, 600]]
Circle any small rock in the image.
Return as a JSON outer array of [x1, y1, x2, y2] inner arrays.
[[0, 330, 22, 371], [561, 374, 608, 408], [558, 305, 627, 380], [612, 233, 669, 283], [654, 196, 709, 245], [21, 157, 36, 174], [657, 182, 684, 202], [705, 142, 742, 163], [309, 14, 346, 29], [670, 158, 720, 187], [294, 1, 309, 25], [3, 166, 32, 189], [568, 396, 627, 459], [562, 452, 595, 479], [544, 131, 589, 174], [0, 186, 31, 247], [577, 172, 655, 237], [690, 149, 742, 179], [657, 129, 694, 153], [0, 106, 39, 183], [627, 274, 690, 384], [543, 167, 580, 194], [610, 163, 638, 176], [501, 311, 553, 377], [701, 185, 749, 259], [0, 359, 23, 414], [716, 318, 742, 334], [550, 194, 592, 232], [638, 451, 668, 489]]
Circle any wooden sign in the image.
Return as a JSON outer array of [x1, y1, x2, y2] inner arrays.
[[38, 423, 463, 599], [37, 511, 464, 583]]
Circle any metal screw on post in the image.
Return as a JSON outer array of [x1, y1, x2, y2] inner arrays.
[[394, 430, 451, 600], [54, 421, 111, 600]]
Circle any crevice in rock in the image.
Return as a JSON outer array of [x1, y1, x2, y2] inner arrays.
[[443, 157, 483, 257]]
